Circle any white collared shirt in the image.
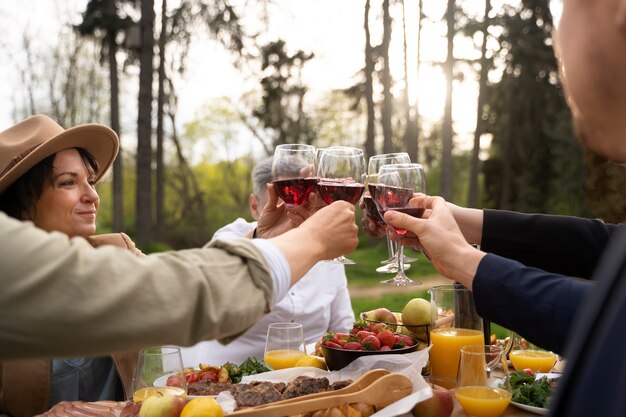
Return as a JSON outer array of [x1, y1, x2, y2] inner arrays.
[[181, 218, 355, 367]]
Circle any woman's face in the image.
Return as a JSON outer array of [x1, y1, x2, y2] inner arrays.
[[32, 148, 100, 237]]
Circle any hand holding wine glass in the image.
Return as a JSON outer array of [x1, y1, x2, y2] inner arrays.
[[374, 163, 427, 285], [272, 144, 318, 207], [255, 183, 317, 239], [365, 153, 413, 273], [316, 146, 365, 264]]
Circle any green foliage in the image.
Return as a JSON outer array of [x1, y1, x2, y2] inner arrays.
[[481, 1, 587, 216]]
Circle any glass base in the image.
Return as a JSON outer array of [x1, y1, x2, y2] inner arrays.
[[326, 255, 356, 265], [380, 276, 422, 286], [376, 263, 410, 274]]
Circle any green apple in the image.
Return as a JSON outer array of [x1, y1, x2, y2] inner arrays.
[[139, 395, 187, 417], [402, 298, 431, 328]]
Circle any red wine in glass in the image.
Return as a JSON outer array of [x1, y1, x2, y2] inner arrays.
[[274, 177, 318, 206], [374, 184, 415, 234], [317, 181, 365, 205], [363, 195, 385, 225]]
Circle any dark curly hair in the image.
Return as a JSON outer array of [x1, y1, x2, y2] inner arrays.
[[0, 147, 99, 220]]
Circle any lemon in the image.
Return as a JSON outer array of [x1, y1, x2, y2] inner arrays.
[[294, 355, 327, 370], [181, 398, 223, 417]]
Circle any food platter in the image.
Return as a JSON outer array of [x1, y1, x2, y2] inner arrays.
[[509, 373, 560, 415]]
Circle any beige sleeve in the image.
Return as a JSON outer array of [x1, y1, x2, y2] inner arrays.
[[0, 213, 273, 360]]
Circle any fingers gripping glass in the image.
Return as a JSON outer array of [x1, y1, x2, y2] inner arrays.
[[272, 144, 318, 207], [374, 163, 427, 286], [316, 146, 365, 264], [366, 153, 417, 274]]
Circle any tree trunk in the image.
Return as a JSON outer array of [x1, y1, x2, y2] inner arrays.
[[136, 0, 155, 247], [440, 0, 455, 200], [364, 0, 376, 160], [381, 0, 393, 154], [156, 0, 167, 242], [401, 0, 418, 162], [105, 0, 124, 233], [468, 0, 491, 208]]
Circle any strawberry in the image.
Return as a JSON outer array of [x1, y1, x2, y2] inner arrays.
[[376, 329, 396, 348], [361, 335, 381, 351], [322, 332, 335, 343], [356, 330, 376, 342], [333, 333, 352, 347], [394, 335, 416, 349], [350, 320, 369, 335], [322, 341, 343, 349], [371, 323, 387, 334], [380, 345, 392, 351], [343, 342, 363, 351]]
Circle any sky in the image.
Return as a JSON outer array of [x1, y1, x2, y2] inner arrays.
[[0, 0, 563, 161]]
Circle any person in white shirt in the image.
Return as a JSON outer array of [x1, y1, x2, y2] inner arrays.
[[181, 158, 355, 366]]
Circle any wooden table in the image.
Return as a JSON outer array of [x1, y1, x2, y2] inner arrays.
[[451, 399, 539, 417]]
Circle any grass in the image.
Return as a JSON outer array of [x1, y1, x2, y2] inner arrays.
[[345, 239, 438, 287]]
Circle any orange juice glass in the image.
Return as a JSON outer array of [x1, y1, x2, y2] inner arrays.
[[131, 346, 187, 402], [430, 328, 485, 381], [264, 322, 306, 370], [264, 349, 306, 370], [428, 285, 484, 381], [509, 350, 557, 372], [132, 386, 186, 402], [456, 345, 511, 417], [455, 386, 512, 417]]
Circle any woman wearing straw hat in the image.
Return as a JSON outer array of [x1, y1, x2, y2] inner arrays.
[[0, 115, 139, 416]]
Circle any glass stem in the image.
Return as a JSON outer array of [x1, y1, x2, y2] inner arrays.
[[386, 229, 396, 258], [397, 238, 405, 276]]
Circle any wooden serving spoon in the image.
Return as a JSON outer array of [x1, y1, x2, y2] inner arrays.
[[226, 373, 412, 417], [248, 368, 391, 409]]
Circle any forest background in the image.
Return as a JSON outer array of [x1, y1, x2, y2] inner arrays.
[[1, 0, 625, 256]]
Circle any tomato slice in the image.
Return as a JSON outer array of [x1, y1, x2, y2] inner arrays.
[[199, 371, 218, 382], [185, 372, 199, 383]]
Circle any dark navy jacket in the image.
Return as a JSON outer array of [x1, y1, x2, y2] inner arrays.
[[469, 210, 626, 417]]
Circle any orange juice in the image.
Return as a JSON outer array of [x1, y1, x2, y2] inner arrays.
[[430, 328, 484, 381], [509, 350, 557, 372], [455, 386, 512, 417], [132, 386, 186, 402], [264, 349, 306, 370]]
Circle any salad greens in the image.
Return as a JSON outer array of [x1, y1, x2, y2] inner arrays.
[[510, 370, 556, 408], [224, 357, 272, 383]]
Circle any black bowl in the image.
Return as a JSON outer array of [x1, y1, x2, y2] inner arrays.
[[320, 339, 419, 371]]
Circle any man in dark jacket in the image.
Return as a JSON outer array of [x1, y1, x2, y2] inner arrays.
[[381, 0, 626, 416]]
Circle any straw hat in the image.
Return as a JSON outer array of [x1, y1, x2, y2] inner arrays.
[[0, 114, 119, 195]]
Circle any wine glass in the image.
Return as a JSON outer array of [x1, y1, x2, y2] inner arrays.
[[131, 346, 187, 402], [373, 163, 426, 285], [317, 146, 365, 264], [455, 345, 512, 417], [272, 144, 318, 207], [263, 322, 306, 370], [367, 153, 415, 273]]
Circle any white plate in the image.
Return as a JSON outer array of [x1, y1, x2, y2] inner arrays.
[[509, 372, 561, 415], [510, 401, 548, 415]]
